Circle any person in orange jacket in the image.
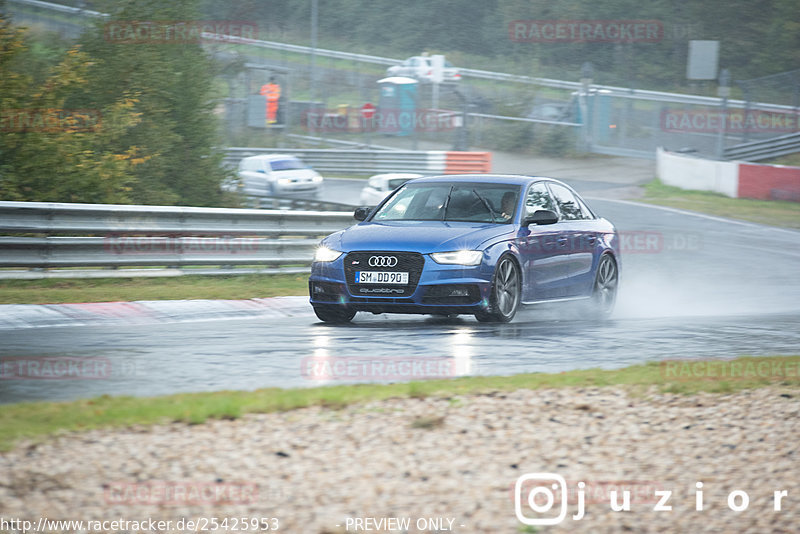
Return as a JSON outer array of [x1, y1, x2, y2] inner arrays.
[[260, 77, 281, 124]]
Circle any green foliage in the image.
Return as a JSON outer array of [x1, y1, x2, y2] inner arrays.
[[1, 0, 232, 206], [641, 179, 800, 229], [0, 273, 310, 304], [0, 14, 141, 203], [537, 125, 574, 157], [73, 0, 230, 206]]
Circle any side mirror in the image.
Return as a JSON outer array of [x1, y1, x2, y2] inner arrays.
[[353, 207, 372, 221], [524, 209, 559, 226]]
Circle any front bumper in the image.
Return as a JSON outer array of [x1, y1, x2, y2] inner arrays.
[[275, 181, 321, 193], [309, 252, 493, 315]]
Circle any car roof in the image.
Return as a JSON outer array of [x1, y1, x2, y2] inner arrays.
[[403, 174, 573, 188], [370, 173, 424, 180]]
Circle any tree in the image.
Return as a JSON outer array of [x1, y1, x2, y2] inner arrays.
[[0, 11, 142, 203], [74, 0, 231, 206]]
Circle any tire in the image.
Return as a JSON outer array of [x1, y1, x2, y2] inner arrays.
[[475, 255, 521, 323], [313, 305, 356, 324], [588, 254, 618, 319]]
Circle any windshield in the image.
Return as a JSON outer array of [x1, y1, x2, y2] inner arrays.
[[373, 182, 520, 223], [270, 157, 307, 171]]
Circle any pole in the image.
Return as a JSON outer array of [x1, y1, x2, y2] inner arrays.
[[716, 68, 730, 159], [309, 0, 318, 135], [310, 0, 318, 102]]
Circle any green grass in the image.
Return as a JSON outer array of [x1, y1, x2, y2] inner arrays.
[[0, 274, 309, 304], [1, 355, 797, 452], [638, 179, 800, 229], [767, 154, 800, 168]]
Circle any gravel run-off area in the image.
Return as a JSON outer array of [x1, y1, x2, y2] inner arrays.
[[1, 386, 798, 533]]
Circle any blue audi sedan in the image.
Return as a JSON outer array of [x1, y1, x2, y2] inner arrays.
[[309, 174, 619, 323]]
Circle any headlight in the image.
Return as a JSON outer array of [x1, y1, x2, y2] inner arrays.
[[430, 250, 483, 265], [314, 246, 343, 263], [312, 175, 323, 183]]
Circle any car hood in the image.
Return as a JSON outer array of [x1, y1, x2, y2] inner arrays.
[[326, 220, 514, 253]]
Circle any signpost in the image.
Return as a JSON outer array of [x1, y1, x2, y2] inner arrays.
[[361, 102, 376, 147]]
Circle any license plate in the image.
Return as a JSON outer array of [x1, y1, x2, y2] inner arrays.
[[355, 271, 409, 284]]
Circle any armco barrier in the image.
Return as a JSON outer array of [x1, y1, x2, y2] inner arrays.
[[224, 148, 491, 176], [0, 201, 353, 236], [657, 147, 800, 202], [0, 201, 356, 278], [445, 151, 492, 174]]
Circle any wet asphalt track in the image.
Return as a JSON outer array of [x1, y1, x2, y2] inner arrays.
[[1, 190, 799, 404]]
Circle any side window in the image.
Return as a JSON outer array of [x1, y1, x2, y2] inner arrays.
[[548, 183, 590, 220], [524, 182, 556, 216]]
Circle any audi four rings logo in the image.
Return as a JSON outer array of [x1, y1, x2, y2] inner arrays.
[[368, 255, 398, 267]]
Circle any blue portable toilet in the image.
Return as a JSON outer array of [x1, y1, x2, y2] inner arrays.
[[377, 76, 418, 136]]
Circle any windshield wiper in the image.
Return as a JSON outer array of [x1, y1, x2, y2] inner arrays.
[[472, 189, 497, 223], [441, 185, 454, 221]]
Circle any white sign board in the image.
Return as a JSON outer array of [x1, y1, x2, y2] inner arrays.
[[686, 40, 719, 80], [431, 54, 445, 84]]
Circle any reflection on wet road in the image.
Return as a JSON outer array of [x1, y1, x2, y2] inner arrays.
[[1, 199, 799, 403]]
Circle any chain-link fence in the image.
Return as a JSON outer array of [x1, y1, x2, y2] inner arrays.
[[7, 0, 800, 160]]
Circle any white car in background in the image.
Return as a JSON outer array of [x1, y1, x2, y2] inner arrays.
[[231, 154, 323, 196], [386, 56, 461, 83], [359, 173, 423, 205]]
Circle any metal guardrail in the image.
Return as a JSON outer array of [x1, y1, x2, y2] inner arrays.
[[723, 132, 800, 162], [0, 201, 356, 278], [0, 201, 353, 236], [224, 148, 447, 175], [0, 237, 317, 268], [286, 133, 399, 151], [201, 36, 796, 113], [244, 195, 356, 211], [6, 0, 105, 17]]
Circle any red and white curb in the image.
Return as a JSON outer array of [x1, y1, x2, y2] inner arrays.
[[0, 296, 311, 330]]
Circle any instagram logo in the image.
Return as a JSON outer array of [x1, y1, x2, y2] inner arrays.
[[514, 473, 569, 526]]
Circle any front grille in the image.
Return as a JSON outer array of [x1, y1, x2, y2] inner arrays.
[[343, 251, 424, 297]]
